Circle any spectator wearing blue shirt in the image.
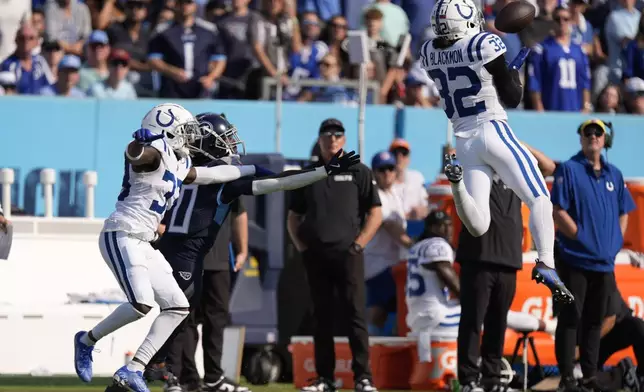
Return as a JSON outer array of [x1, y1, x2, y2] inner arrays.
[[569, 0, 595, 55], [551, 119, 636, 392], [528, 7, 592, 112], [298, 53, 354, 103], [148, 0, 227, 98], [285, 11, 328, 100], [605, 0, 641, 83], [39, 54, 86, 98], [87, 49, 138, 99], [622, 16, 644, 81], [1, 23, 55, 95], [77, 30, 111, 92]]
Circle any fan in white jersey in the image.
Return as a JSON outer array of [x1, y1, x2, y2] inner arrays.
[[72, 103, 263, 392], [419, 0, 573, 305], [406, 210, 557, 365]]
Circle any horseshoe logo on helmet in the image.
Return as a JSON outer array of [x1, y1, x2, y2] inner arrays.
[[455, 4, 474, 19], [156, 109, 177, 127]]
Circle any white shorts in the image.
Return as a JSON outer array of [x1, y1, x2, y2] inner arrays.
[[98, 231, 189, 309], [407, 301, 461, 335], [456, 119, 549, 206]]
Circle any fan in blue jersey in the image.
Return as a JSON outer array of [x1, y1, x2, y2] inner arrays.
[[419, 0, 574, 306], [527, 6, 592, 112], [622, 18, 644, 82], [144, 113, 362, 392]]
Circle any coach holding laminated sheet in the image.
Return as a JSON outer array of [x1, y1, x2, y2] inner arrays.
[[551, 119, 636, 391], [287, 118, 382, 392]]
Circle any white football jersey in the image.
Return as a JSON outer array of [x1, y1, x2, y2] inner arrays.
[[103, 139, 192, 241], [419, 31, 508, 138], [405, 236, 455, 315]]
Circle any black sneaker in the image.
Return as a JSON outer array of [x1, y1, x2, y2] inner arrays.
[[144, 362, 172, 383], [462, 381, 485, 392], [163, 374, 184, 392], [557, 375, 583, 392], [355, 378, 378, 392], [619, 358, 641, 392], [300, 377, 336, 392], [202, 376, 250, 392]]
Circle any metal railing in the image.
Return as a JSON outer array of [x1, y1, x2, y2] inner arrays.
[[260, 77, 381, 104]]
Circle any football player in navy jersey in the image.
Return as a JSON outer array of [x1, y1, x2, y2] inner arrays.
[[145, 113, 361, 392]]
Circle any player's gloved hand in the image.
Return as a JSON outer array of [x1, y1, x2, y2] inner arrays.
[[508, 47, 531, 70], [132, 128, 164, 145], [325, 149, 361, 176], [253, 165, 276, 178]]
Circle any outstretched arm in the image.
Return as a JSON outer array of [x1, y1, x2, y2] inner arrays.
[[219, 167, 328, 204], [183, 164, 257, 185], [485, 54, 524, 108]]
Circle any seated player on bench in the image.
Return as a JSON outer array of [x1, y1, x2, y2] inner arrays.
[[405, 210, 556, 367]]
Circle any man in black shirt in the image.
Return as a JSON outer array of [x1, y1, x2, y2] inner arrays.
[[147, 0, 227, 98], [456, 143, 555, 392], [287, 118, 382, 392]]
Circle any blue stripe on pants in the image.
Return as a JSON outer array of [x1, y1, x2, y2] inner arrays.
[[491, 120, 540, 198], [501, 120, 549, 196], [103, 232, 128, 300], [109, 232, 136, 303]]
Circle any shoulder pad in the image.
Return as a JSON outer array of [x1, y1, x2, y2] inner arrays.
[[467, 32, 506, 64], [196, 18, 218, 33], [417, 238, 454, 264], [149, 138, 171, 157]]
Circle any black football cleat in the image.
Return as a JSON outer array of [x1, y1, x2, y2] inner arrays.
[[444, 154, 463, 183], [532, 261, 574, 304]]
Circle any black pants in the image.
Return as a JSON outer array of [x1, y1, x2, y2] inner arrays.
[[457, 262, 517, 386], [201, 269, 231, 383], [555, 262, 612, 379], [303, 249, 372, 381], [599, 314, 644, 378]]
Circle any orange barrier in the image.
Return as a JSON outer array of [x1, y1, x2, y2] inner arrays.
[[392, 260, 643, 366], [408, 336, 458, 390], [289, 337, 416, 389]]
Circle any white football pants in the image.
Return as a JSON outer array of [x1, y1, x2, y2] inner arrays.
[[98, 231, 189, 309], [453, 119, 555, 267]]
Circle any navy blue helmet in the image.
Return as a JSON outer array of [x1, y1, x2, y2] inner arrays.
[[190, 112, 245, 164]]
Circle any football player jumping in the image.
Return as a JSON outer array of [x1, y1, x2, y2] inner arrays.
[[419, 0, 573, 304]]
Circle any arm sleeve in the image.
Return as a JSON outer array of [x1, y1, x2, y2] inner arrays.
[[358, 168, 382, 213], [477, 33, 507, 65], [192, 165, 256, 185], [579, 50, 591, 91], [617, 170, 636, 215], [148, 32, 165, 60], [527, 44, 544, 93], [417, 240, 454, 265], [484, 53, 523, 108], [622, 41, 636, 79], [209, 29, 227, 62], [550, 163, 572, 210]]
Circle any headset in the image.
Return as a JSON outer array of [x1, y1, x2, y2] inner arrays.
[[577, 119, 615, 150]]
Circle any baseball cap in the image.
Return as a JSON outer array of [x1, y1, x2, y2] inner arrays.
[[425, 209, 451, 226], [371, 151, 397, 170], [319, 118, 345, 134], [389, 138, 411, 152], [109, 48, 131, 63], [88, 30, 109, 45], [405, 75, 424, 88], [0, 72, 16, 87], [625, 77, 644, 95], [59, 55, 81, 70]]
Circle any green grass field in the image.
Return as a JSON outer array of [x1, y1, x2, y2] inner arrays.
[[0, 376, 293, 392]]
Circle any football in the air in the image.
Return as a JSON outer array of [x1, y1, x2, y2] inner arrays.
[[494, 1, 536, 33]]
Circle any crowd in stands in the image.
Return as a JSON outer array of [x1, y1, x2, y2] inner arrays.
[[0, 0, 643, 113]]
